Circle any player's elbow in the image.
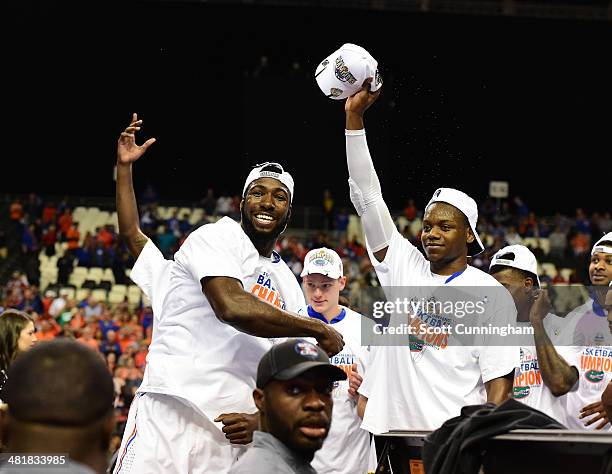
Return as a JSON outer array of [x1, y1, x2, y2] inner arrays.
[[546, 376, 575, 397]]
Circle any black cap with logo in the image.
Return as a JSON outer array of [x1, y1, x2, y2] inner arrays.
[[256, 339, 347, 389]]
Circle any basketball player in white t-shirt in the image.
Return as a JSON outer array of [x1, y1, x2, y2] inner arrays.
[[342, 84, 518, 433], [488, 245, 580, 426], [561, 233, 612, 430], [299, 247, 375, 474], [112, 114, 344, 473]]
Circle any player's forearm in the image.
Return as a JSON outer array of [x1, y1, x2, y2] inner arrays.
[[209, 286, 324, 339], [532, 320, 578, 396], [116, 162, 148, 258], [485, 375, 513, 405], [346, 111, 365, 130]]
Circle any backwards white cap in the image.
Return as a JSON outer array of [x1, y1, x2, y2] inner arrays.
[[592, 232, 612, 256], [426, 187, 485, 256], [301, 248, 344, 280], [315, 43, 382, 100], [243, 162, 295, 203], [490, 244, 541, 286]]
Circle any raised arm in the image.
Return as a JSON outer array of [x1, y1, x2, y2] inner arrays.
[[116, 113, 156, 258], [530, 290, 578, 396], [202, 276, 344, 356], [345, 82, 394, 262]]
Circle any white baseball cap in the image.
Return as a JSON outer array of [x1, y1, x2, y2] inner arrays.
[[426, 187, 485, 256], [592, 232, 612, 256], [300, 248, 344, 280], [490, 244, 541, 286], [243, 162, 295, 203], [315, 43, 382, 100]]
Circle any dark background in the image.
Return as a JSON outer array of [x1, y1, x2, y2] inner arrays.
[[4, 1, 611, 214]]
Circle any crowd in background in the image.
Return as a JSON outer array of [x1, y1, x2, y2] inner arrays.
[[0, 189, 610, 453]]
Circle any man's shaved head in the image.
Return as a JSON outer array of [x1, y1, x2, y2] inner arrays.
[[4, 339, 114, 425]]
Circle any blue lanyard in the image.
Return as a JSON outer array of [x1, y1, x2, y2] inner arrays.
[[307, 306, 346, 325], [444, 269, 465, 284]]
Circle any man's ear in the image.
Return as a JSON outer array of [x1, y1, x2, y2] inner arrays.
[[253, 388, 265, 413], [466, 227, 475, 244]]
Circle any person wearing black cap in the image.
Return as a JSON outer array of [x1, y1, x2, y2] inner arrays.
[[229, 339, 347, 474], [0, 339, 115, 474]]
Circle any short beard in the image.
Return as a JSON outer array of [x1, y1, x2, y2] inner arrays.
[[241, 205, 289, 252]]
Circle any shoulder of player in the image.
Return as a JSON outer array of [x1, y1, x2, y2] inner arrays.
[[463, 265, 504, 287]]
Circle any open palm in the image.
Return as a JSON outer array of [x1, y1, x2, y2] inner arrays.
[[117, 112, 156, 164]]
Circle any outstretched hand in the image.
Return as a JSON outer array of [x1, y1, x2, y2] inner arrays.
[[117, 113, 156, 165], [580, 401, 610, 430]]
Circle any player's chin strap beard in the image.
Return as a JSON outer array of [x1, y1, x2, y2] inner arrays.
[[241, 206, 289, 255]]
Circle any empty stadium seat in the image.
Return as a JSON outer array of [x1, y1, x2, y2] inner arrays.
[[108, 291, 126, 305], [91, 288, 108, 303], [560, 268, 573, 282], [59, 287, 76, 300], [76, 288, 91, 302], [87, 267, 104, 283], [540, 262, 558, 278]]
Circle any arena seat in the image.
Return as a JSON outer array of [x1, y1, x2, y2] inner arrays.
[[540, 262, 558, 278], [87, 267, 104, 283]]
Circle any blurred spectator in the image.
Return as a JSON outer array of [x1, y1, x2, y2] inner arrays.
[[16, 287, 43, 315], [65, 222, 81, 252], [215, 193, 233, 216], [504, 226, 522, 246], [57, 208, 73, 240], [76, 326, 100, 352], [334, 208, 349, 240], [322, 189, 335, 231], [549, 225, 567, 260], [574, 208, 591, 235], [98, 310, 120, 339], [199, 187, 216, 215], [9, 199, 24, 222], [41, 223, 58, 257], [24, 193, 43, 220], [56, 251, 76, 286], [570, 232, 590, 256], [41, 201, 57, 225], [156, 224, 177, 258], [100, 329, 122, 359], [37, 319, 60, 341], [404, 198, 418, 221]]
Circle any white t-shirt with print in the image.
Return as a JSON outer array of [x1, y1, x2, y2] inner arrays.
[[511, 314, 580, 427], [311, 306, 373, 474], [359, 228, 519, 433], [559, 300, 612, 431], [130, 217, 307, 422]]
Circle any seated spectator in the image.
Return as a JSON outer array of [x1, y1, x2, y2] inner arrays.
[[56, 251, 76, 286], [504, 226, 522, 246], [156, 224, 177, 258], [42, 224, 58, 257], [41, 201, 57, 225], [77, 327, 100, 354], [16, 287, 43, 315], [65, 222, 81, 253], [36, 319, 60, 341], [57, 208, 73, 240], [2, 339, 115, 474], [98, 310, 120, 339], [570, 232, 590, 256], [83, 297, 102, 319], [548, 225, 567, 260], [100, 330, 122, 359]]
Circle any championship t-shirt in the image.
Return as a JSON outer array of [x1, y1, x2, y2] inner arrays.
[[559, 300, 612, 431], [310, 306, 374, 474], [359, 228, 519, 433], [511, 314, 580, 427], [131, 217, 306, 422]]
